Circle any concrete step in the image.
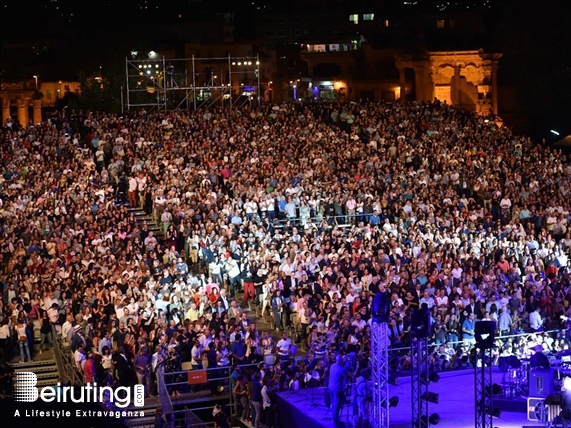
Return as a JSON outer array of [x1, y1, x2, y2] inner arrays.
[[11, 359, 59, 387], [11, 359, 57, 371]]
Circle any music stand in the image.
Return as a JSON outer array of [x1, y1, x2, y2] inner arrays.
[[307, 370, 322, 410]]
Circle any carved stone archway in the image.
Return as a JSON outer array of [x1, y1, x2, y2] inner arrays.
[[395, 50, 502, 116]]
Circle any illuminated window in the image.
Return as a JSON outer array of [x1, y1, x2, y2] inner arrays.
[[383, 19, 389, 27], [349, 14, 359, 24], [363, 13, 374, 21], [436, 19, 445, 28]]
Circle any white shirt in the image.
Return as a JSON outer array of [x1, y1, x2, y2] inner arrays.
[[276, 337, 291, 355], [529, 310, 543, 329]]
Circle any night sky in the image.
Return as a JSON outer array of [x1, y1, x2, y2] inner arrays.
[[1, 0, 569, 137]]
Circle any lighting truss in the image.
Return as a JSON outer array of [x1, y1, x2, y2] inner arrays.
[[371, 321, 390, 428], [411, 336, 429, 428], [475, 347, 494, 428]]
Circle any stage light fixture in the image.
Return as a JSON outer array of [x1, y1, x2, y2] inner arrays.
[[411, 306, 431, 338], [429, 372, 440, 383], [475, 320, 496, 350], [372, 291, 391, 323], [389, 396, 399, 408], [421, 371, 440, 386], [490, 383, 503, 395], [419, 414, 440, 426], [421, 391, 439, 404], [429, 413, 440, 425], [490, 407, 501, 418]]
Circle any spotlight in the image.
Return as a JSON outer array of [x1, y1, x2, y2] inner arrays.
[[217, 385, 224, 393], [421, 391, 439, 404], [429, 372, 440, 383], [419, 414, 440, 426], [490, 383, 503, 395], [429, 413, 441, 425], [389, 396, 399, 408], [421, 372, 440, 385], [490, 407, 501, 418], [388, 376, 398, 386], [372, 291, 391, 323]]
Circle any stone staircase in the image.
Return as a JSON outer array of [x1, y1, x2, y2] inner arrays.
[[126, 206, 164, 240], [11, 358, 60, 388]]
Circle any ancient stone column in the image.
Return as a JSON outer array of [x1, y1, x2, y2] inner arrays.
[[1, 98, 10, 125], [398, 67, 406, 103], [491, 64, 499, 116], [451, 66, 462, 106], [16, 98, 29, 126], [33, 99, 42, 124]]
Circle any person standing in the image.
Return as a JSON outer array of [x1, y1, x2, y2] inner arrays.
[[206, 342, 220, 395], [461, 313, 476, 348], [261, 376, 274, 428], [134, 346, 152, 397], [213, 404, 230, 428], [17, 318, 31, 362], [328, 354, 354, 428], [151, 345, 166, 396], [38, 310, 53, 354], [250, 371, 265, 428], [84, 350, 97, 384], [355, 368, 372, 428]]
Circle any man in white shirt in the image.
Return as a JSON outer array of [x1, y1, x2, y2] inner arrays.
[[128, 175, 138, 207], [61, 314, 74, 343], [276, 332, 292, 362], [529, 307, 544, 332]]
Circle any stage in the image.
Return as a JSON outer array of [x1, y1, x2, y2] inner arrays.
[[275, 367, 551, 428]]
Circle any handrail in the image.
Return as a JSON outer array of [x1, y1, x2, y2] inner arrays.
[[157, 370, 174, 418], [51, 325, 83, 385], [386, 327, 566, 355], [51, 325, 67, 383]]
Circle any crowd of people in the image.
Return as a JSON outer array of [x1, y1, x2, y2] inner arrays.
[[1, 98, 571, 427]]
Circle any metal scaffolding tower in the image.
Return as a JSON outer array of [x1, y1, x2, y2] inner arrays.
[[371, 321, 390, 428], [411, 337, 430, 428], [124, 54, 261, 112], [475, 347, 494, 428]]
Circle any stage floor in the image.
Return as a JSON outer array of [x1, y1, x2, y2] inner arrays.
[[276, 367, 547, 428]]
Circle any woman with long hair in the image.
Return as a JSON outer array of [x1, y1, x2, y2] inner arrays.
[[39, 310, 53, 354], [271, 289, 286, 332], [17, 315, 31, 362]]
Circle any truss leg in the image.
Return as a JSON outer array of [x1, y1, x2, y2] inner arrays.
[[411, 337, 429, 428], [475, 348, 493, 428], [371, 322, 390, 428]]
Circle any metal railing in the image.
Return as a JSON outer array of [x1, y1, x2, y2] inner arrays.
[[51, 325, 83, 385], [161, 362, 262, 422]]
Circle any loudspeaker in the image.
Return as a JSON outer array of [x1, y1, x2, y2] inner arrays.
[[529, 369, 555, 398]]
